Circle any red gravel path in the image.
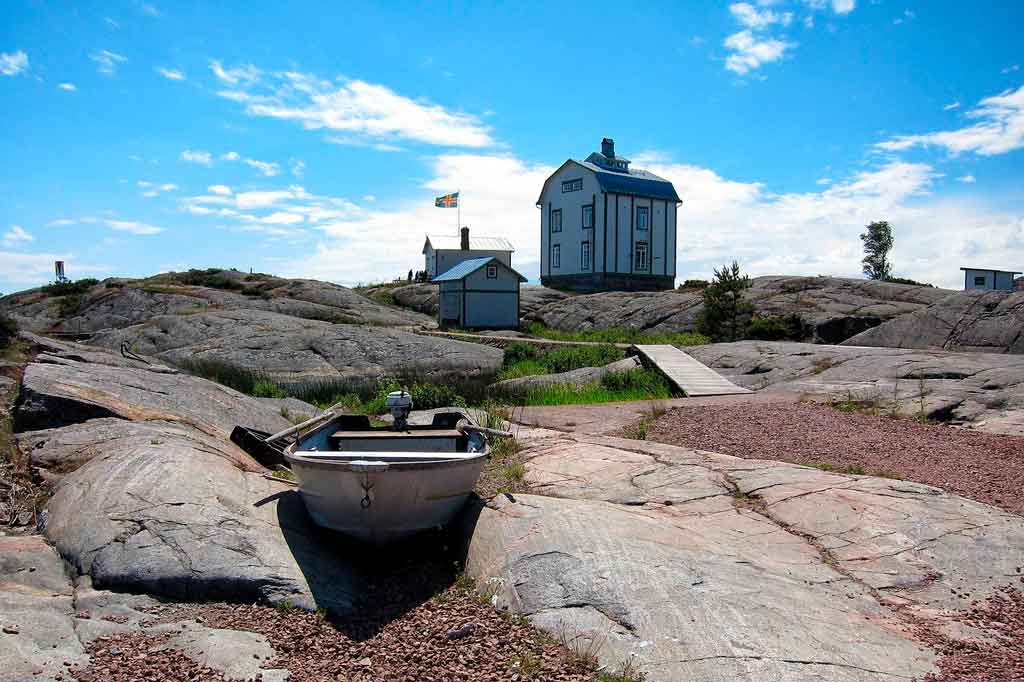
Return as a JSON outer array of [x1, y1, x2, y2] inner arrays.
[[646, 401, 1024, 515]]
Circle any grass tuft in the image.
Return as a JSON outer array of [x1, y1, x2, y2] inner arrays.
[[525, 321, 708, 347]]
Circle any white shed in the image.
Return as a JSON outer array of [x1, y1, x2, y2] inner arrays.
[[432, 256, 527, 330]]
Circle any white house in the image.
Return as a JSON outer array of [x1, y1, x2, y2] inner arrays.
[[961, 267, 1022, 291], [433, 256, 527, 329], [536, 138, 681, 292], [422, 227, 515, 279]]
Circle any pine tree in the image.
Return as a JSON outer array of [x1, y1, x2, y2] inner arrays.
[[697, 261, 755, 342], [860, 221, 894, 281]]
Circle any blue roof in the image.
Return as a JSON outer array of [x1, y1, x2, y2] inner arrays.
[[578, 161, 682, 202], [432, 256, 528, 283]]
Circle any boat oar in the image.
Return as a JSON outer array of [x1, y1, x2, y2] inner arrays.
[[265, 408, 337, 444], [456, 419, 514, 440]]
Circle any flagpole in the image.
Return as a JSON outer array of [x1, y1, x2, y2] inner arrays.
[[457, 189, 461, 237]]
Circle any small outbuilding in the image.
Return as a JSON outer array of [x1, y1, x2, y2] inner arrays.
[[422, 227, 515, 280], [432, 256, 527, 330], [960, 267, 1022, 292]]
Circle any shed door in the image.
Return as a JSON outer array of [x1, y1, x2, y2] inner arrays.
[[440, 291, 460, 324]]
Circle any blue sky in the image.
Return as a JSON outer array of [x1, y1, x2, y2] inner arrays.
[[2, 0, 1023, 292]]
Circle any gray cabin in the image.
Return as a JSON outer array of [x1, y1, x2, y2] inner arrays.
[[422, 227, 515, 279], [960, 267, 1022, 291], [433, 256, 527, 330], [537, 137, 681, 292]]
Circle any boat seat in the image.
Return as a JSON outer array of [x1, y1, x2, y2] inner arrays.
[[329, 428, 463, 441]]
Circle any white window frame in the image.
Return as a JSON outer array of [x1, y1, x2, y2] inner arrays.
[[634, 241, 649, 271], [551, 208, 562, 233], [636, 206, 649, 231], [582, 204, 593, 229], [581, 241, 591, 271], [552, 244, 561, 269], [561, 178, 583, 193]]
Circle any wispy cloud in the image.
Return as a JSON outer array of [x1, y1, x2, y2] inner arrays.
[[0, 50, 29, 76], [137, 181, 178, 197], [729, 3, 792, 29], [180, 149, 213, 165], [957, 174, 976, 183], [1002, 64, 1020, 75], [105, 219, 165, 235], [724, 30, 795, 74], [244, 158, 280, 177], [139, 2, 161, 17], [943, 100, 960, 111], [208, 184, 232, 196], [90, 49, 127, 75], [209, 59, 261, 86], [57, 82, 77, 91], [876, 85, 1024, 156], [212, 65, 494, 148], [289, 159, 305, 178], [156, 66, 185, 81], [832, 0, 855, 15], [3, 225, 33, 247]]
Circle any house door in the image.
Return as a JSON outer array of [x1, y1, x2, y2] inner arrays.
[[440, 291, 461, 326]]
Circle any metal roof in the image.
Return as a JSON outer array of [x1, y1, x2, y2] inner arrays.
[[536, 159, 682, 204], [423, 234, 515, 253], [432, 256, 528, 283], [959, 267, 1022, 274]]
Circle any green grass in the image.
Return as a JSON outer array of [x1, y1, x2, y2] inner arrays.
[[519, 369, 673, 406], [497, 342, 626, 381], [524, 321, 708, 347]]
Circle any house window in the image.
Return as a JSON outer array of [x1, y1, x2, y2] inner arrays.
[[551, 208, 562, 233], [582, 204, 593, 229], [581, 242, 591, 271], [552, 244, 561, 269], [561, 178, 583, 193], [486, 264, 498, 279], [634, 242, 649, 271], [974, 276, 986, 286], [636, 206, 649, 231]]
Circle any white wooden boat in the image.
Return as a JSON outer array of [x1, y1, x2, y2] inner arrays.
[[279, 393, 495, 544]]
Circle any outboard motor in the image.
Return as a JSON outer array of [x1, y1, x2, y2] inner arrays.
[[385, 390, 413, 431]]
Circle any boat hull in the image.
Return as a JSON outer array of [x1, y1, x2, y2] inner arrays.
[[284, 452, 486, 544]]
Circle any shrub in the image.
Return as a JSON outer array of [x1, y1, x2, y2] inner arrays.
[[885, 276, 934, 288], [696, 262, 754, 342], [524, 322, 708, 347], [56, 294, 84, 317], [543, 345, 624, 373], [251, 378, 288, 399], [0, 314, 17, 348], [678, 279, 709, 290], [600, 368, 669, 394], [41, 278, 99, 297], [503, 342, 540, 365], [745, 314, 812, 341], [365, 378, 467, 413]]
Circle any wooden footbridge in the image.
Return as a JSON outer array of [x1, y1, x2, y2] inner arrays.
[[633, 344, 751, 397]]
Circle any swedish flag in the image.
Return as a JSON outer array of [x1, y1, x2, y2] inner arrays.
[[435, 192, 459, 208]]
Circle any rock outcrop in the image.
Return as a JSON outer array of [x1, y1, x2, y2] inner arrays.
[[0, 269, 433, 334], [86, 308, 504, 389], [12, 337, 361, 614], [465, 428, 1024, 681], [686, 340, 1024, 435]]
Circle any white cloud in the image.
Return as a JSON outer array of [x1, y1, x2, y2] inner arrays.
[[724, 30, 795, 74], [220, 151, 241, 161], [90, 49, 127, 75], [832, 0, 855, 14], [261, 211, 304, 225], [181, 149, 213, 165], [208, 184, 232, 196], [57, 82, 77, 91], [244, 158, 280, 177], [802, 15, 814, 28], [137, 181, 178, 197], [156, 66, 185, 81], [729, 3, 792, 28], [876, 85, 1024, 156], [105, 219, 165, 235], [214, 67, 493, 147], [49, 218, 75, 226], [0, 50, 29, 76], [209, 59, 261, 86], [957, 174, 976, 183], [139, 2, 161, 17], [943, 100, 960, 111], [1002, 64, 1020, 75], [3, 225, 34, 247], [289, 158, 305, 178], [325, 135, 405, 153]]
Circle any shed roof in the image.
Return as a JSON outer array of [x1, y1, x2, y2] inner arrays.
[[432, 256, 528, 283], [423, 234, 515, 253], [960, 267, 1022, 274]]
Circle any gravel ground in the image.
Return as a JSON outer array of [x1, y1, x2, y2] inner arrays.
[[646, 401, 1024, 515], [916, 578, 1024, 682], [72, 545, 593, 682]]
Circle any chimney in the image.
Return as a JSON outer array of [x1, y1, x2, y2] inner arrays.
[[601, 137, 615, 159], [460, 226, 470, 250]]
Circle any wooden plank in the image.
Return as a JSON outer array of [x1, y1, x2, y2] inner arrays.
[[634, 344, 751, 397]]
